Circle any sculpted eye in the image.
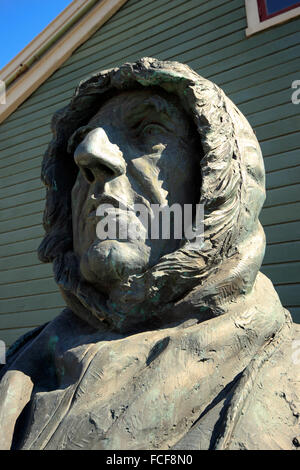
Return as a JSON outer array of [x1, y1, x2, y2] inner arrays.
[[67, 125, 95, 154], [141, 123, 167, 136]]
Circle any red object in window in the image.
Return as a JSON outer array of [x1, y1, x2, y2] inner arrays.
[[257, 0, 300, 20]]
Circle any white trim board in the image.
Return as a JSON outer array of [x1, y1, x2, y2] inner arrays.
[[0, 0, 128, 124], [245, 0, 300, 36], [0, 0, 95, 84]]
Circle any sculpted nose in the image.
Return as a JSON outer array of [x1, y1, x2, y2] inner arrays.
[[74, 128, 126, 183]]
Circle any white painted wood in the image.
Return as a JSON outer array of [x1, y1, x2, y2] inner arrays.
[[0, 0, 128, 124], [0, 0, 94, 83], [245, 0, 300, 36]]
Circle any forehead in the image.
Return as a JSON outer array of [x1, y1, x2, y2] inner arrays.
[[88, 88, 188, 127]]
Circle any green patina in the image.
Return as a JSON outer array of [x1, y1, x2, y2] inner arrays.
[[151, 291, 161, 303], [199, 306, 208, 312], [136, 70, 186, 88], [48, 335, 59, 356]]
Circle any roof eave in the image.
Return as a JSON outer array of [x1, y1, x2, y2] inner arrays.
[[0, 0, 128, 124]]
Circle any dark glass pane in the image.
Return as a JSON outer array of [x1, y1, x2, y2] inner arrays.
[[266, 0, 300, 14]]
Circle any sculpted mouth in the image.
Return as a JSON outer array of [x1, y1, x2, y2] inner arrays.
[[87, 194, 134, 220], [87, 193, 151, 218]]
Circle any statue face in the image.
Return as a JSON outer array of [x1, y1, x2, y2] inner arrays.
[[71, 89, 199, 294]]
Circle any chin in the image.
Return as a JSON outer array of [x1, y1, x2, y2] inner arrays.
[[79, 239, 151, 294]]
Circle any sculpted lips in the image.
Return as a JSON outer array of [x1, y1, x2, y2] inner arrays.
[[86, 194, 131, 222], [86, 193, 152, 220]]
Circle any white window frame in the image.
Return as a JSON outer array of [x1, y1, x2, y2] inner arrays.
[[245, 0, 300, 36]]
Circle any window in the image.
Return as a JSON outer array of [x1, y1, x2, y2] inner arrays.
[[245, 0, 300, 36]]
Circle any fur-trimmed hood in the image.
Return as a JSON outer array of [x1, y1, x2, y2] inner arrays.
[[39, 57, 266, 332]]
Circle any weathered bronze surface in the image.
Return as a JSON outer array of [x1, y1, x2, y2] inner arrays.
[[0, 58, 299, 450]]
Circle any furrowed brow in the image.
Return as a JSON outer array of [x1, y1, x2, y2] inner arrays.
[[125, 95, 176, 128]]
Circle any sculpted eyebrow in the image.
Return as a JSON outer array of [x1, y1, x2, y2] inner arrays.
[[125, 96, 176, 129]]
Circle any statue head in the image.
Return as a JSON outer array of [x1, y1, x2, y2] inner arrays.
[[38, 58, 266, 333]]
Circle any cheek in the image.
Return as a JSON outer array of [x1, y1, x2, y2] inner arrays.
[[71, 175, 90, 250], [72, 174, 88, 218], [161, 148, 199, 205]]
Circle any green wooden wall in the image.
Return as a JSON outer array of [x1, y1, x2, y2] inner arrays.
[[1, 0, 300, 346]]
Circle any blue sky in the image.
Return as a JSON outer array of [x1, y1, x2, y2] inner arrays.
[[0, 0, 72, 70]]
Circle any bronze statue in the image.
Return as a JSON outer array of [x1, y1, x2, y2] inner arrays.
[[0, 58, 299, 450]]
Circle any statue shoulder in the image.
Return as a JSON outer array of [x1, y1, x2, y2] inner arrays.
[[0, 323, 49, 377]]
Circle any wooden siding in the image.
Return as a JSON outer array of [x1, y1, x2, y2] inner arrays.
[[0, 0, 300, 347]]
